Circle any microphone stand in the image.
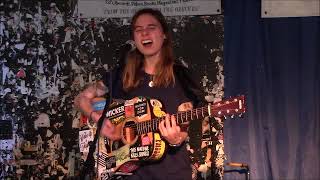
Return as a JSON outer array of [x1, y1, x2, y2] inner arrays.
[[225, 162, 250, 180]]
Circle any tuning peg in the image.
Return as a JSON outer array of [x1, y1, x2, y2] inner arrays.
[[231, 114, 235, 119], [238, 113, 244, 118]]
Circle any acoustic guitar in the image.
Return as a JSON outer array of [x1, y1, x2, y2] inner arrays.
[[94, 95, 245, 179]]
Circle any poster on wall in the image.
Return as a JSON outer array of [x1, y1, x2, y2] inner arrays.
[[77, 0, 221, 17], [262, 0, 320, 17]]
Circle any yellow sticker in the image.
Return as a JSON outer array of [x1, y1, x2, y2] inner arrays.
[[150, 99, 166, 117]]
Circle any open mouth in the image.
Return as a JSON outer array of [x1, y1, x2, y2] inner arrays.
[[142, 39, 153, 47]]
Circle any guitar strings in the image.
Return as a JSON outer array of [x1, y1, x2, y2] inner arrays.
[[122, 108, 234, 135]]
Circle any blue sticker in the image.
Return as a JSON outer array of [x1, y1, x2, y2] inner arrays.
[[92, 100, 106, 111]]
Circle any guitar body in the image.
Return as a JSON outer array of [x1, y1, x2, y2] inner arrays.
[[95, 97, 167, 179]]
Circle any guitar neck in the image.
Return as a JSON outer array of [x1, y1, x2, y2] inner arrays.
[[136, 107, 210, 135], [135, 95, 245, 135]]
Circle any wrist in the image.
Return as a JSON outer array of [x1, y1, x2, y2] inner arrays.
[[168, 136, 184, 147], [89, 111, 96, 122], [168, 141, 183, 147], [87, 111, 98, 128]]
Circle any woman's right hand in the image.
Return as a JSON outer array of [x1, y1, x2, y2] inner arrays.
[[100, 119, 122, 141], [89, 104, 122, 141]]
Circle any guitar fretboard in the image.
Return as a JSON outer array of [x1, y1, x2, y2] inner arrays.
[[135, 107, 212, 135], [134, 96, 244, 135]]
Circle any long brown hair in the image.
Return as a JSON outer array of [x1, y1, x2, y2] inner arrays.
[[122, 8, 175, 91]]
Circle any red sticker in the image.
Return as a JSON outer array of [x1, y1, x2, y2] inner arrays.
[[125, 105, 134, 117], [141, 135, 151, 146]]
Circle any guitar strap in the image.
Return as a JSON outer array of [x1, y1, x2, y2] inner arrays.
[[80, 70, 114, 179]]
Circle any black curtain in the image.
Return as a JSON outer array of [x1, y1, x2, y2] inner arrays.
[[223, 0, 320, 179]]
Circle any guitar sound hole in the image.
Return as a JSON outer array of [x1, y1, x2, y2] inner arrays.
[[123, 121, 137, 144]]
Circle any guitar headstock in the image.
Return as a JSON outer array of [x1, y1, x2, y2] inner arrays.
[[210, 95, 246, 118]]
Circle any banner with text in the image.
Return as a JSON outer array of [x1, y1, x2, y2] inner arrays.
[[262, 0, 320, 18], [77, 0, 221, 18]]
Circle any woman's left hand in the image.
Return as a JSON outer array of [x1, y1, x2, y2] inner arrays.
[[159, 114, 187, 145]]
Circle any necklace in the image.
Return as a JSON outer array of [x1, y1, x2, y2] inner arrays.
[[148, 75, 154, 87]]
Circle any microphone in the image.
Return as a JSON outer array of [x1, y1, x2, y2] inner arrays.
[[120, 40, 136, 52]]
